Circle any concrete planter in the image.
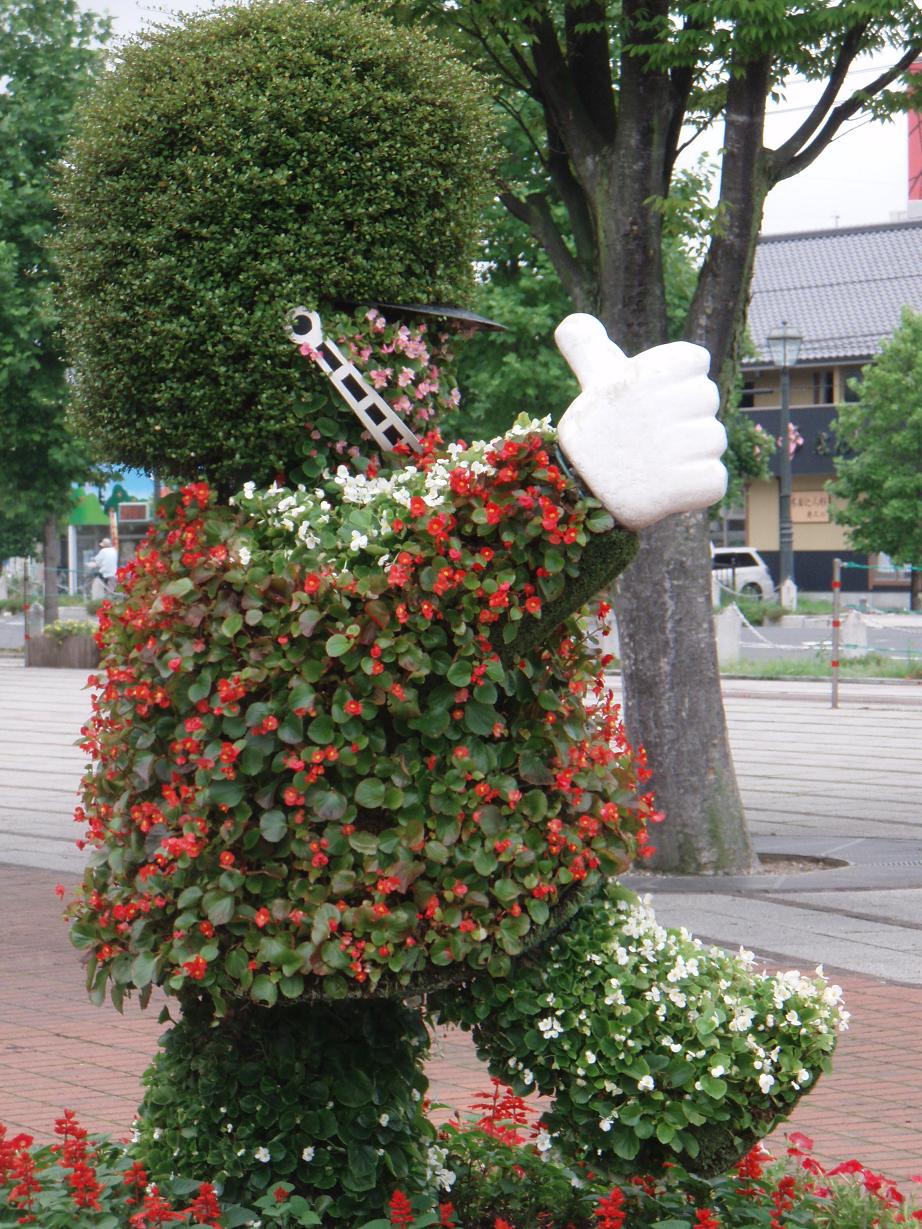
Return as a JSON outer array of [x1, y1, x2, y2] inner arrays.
[[27, 634, 99, 669]]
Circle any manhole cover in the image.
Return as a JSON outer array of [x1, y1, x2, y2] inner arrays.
[[756, 853, 849, 873]]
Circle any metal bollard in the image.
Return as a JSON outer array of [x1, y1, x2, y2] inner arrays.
[[831, 558, 841, 709]]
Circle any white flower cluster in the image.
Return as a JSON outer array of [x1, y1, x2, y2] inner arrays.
[[506, 887, 849, 1147], [426, 1143, 457, 1191], [230, 415, 558, 565]]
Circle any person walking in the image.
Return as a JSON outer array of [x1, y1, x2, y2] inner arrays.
[[89, 537, 118, 600]]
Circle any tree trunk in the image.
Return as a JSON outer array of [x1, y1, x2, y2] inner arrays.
[[42, 513, 60, 626], [912, 566, 921, 612], [615, 510, 753, 874]]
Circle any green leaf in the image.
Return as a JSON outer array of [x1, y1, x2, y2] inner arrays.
[[348, 830, 378, 855], [250, 975, 278, 1006], [205, 893, 235, 925], [355, 778, 386, 808], [210, 780, 244, 807], [446, 660, 472, 686], [131, 952, 157, 987], [221, 612, 243, 637], [290, 681, 316, 710], [312, 789, 347, 821], [164, 577, 195, 597], [521, 789, 548, 821], [325, 633, 351, 657], [308, 715, 335, 744], [493, 879, 520, 903], [259, 810, 288, 842], [463, 699, 496, 736], [700, 1074, 727, 1099]]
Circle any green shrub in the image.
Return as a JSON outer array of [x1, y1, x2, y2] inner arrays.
[[42, 619, 96, 643], [433, 885, 849, 1176], [56, 0, 496, 492]]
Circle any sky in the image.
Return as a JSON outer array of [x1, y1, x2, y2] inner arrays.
[[83, 0, 915, 238]]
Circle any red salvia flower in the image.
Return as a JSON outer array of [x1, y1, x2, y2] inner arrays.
[[388, 1188, 415, 1228]]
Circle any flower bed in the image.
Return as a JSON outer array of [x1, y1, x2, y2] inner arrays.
[[2, 1103, 919, 1229]]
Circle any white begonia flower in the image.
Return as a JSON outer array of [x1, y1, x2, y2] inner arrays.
[[758, 1073, 775, 1094], [254, 1146, 271, 1163], [535, 1130, 553, 1155], [152, 1128, 162, 1141], [378, 1113, 389, 1127], [301, 1146, 315, 1162], [537, 1016, 564, 1039], [637, 1075, 655, 1092], [584, 1050, 597, 1065], [710, 1065, 725, 1077], [522, 1068, 534, 1085], [798, 1069, 812, 1083], [348, 530, 368, 552], [598, 1117, 613, 1133], [242, 482, 256, 499]]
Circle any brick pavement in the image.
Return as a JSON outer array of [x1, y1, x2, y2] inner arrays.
[[2, 864, 920, 1179]]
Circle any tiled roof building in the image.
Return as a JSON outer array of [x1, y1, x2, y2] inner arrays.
[[738, 218, 922, 598], [746, 219, 922, 366]]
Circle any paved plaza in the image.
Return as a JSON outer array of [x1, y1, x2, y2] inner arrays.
[[1, 661, 921, 1176]]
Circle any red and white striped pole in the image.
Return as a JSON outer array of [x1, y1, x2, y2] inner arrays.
[[831, 557, 842, 709]]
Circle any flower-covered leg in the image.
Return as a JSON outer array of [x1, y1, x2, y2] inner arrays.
[[136, 995, 435, 1223]]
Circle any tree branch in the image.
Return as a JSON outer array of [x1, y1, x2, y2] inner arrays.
[[498, 187, 594, 310], [686, 53, 773, 389], [770, 21, 869, 169], [772, 42, 922, 183], [564, 0, 617, 141], [527, 5, 611, 185]]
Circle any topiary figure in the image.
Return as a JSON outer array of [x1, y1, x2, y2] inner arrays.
[[58, 2, 841, 1220]]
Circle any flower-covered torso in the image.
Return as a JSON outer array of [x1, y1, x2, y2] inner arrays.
[[70, 317, 649, 1006]]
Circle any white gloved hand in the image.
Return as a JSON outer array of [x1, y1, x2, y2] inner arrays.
[[555, 314, 728, 531]]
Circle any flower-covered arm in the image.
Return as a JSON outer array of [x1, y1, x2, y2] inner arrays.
[[501, 314, 728, 657]]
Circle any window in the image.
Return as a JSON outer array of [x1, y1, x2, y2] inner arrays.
[[841, 365, 864, 403], [812, 370, 834, 405], [740, 380, 755, 409]]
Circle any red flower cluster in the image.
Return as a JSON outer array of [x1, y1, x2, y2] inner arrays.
[[0, 1115, 222, 1227], [595, 1187, 626, 1229]]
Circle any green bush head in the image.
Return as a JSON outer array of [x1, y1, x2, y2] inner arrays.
[[433, 885, 849, 1178], [56, 0, 496, 492], [69, 422, 645, 1009]]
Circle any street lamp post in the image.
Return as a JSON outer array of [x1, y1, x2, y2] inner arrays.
[[766, 323, 803, 602]]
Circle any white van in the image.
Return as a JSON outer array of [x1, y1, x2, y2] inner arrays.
[[711, 547, 776, 601]]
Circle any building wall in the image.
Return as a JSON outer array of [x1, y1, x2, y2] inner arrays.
[[746, 478, 850, 554]]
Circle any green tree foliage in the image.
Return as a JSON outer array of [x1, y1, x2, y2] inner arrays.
[[0, 0, 109, 599], [377, 0, 922, 873], [56, 1, 497, 493], [830, 307, 922, 609]]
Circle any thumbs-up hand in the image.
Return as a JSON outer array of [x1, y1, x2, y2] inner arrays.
[[555, 314, 728, 531]]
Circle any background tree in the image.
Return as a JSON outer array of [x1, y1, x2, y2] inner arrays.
[[830, 306, 922, 611], [0, 0, 109, 619], [384, 0, 922, 872]]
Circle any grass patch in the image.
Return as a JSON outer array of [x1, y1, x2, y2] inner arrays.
[[727, 651, 922, 680]]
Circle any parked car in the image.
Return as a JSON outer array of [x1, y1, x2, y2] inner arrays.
[[711, 546, 776, 600]]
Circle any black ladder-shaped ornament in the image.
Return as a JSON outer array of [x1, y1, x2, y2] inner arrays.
[[288, 309, 422, 455]]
